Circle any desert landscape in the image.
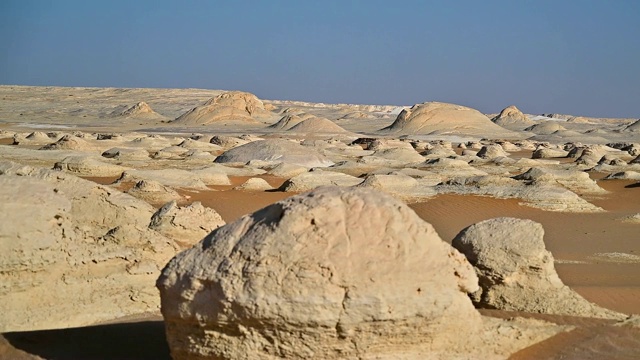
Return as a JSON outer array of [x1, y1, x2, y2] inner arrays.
[[0, 85, 638, 359]]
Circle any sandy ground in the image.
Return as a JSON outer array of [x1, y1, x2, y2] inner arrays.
[[1, 86, 639, 359]]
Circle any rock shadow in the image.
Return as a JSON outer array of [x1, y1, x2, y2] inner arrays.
[[3, 320, 169, 360]]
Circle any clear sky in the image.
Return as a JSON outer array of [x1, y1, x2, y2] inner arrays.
[[1, 0, 639, 117]]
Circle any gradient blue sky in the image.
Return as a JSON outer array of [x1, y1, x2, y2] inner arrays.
[[1, 1, 639, 117]]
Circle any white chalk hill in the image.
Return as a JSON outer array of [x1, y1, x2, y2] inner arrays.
[[110, 101, 164, 120], [173, 91, 270, 125], [382, 101, 523, 139]]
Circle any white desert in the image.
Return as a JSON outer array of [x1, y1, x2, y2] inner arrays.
[[1, 85, 639, 359]]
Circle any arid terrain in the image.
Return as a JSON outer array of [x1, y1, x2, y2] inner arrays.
[[1, 85, 639, 359]]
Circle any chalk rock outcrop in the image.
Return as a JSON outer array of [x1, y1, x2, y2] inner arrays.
[[531, 147, 568, 159], [173, 91, 269, 125], [603, 171, 640, 180], [477, 144, 509, 159], [0, 161, 180, 332], [39, 134, 95, 151], [382, 101, 522, 139], [356, 173, 436, 201], [524, 122, 566, 135], [102, 147, 150, 161], [266, 162, 309, 178], [379, 146, 426, 162], [192, 164, 264, 179], [513, 167, 606, 195], [126, 179, 185, 204], [215, 139, 334, 168], [232, 177, 274, 191], [491, 105, 534, 129], [149, 201, 225, 247], [418, 157, 488, 180], [12, 131, 58, 145], [157, 187, 565, 360], [111, 101, 164, 119], [624, 119, 640, 132], [53, 156, 129, 177], [209, 135, 252, 149], [268, 113, 315, 130], [287, 117, 349, 134], [438, 175, 603, 212], [177, 138, 224, 153], [116, 169, 209, 189], [452, 218, 625, 319], [279, 169, 363, 192]]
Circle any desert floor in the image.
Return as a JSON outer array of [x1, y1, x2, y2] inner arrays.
[[1, 86, 639, 359], [3, 172, 638, 360]]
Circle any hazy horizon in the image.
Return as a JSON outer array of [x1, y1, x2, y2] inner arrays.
[[1, 0, 639, 118]]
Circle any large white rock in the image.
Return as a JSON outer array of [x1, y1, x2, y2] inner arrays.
[[149, 201, 225, 247], [513, 167, 607, 195], [477, 144, 509, 159], [126, 179, 185, 204], [12, 131, 59, 145], [101, 147, 150, 161], [268, 113, 314, 130], [157, 187, 566, 359], [39, 134, 97, 151], [437, 175, 604, 212], [116, 169, 210, 189], [356, 173, 436, 202], [452, 217, 625, 319], [215, 139, 334, 168], [232, 177, 274, 191], [279, 169, 363, 192], [0, 161, 180, 332], [53, 155, 129, 177]]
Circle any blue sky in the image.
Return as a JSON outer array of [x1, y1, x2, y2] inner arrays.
[[1, 0, 639, 117]]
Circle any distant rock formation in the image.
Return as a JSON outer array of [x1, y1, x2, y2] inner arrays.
[[286, 117, 349, 134], [624, 119, 640, 132], [491, 105, 534, 129], [566, 116, 594, 124], [382, 101, 523, 139], [173, 91, 270, 125], [110, 101, 164, 119], [524, 122, 567, 135], [267, 113, 314, 130]]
